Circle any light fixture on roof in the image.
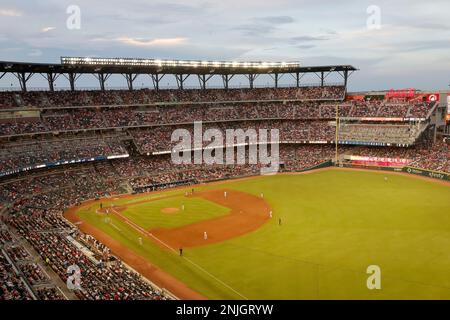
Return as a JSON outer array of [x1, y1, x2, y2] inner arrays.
[[60, 57, 301, 69]]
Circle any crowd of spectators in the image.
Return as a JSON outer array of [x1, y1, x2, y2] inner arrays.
[[1, 108, 432, 177], [20, 263, 49, 285], [0, 99, 435, 137], [338, 123, 423, 145], [0, 133, 128, 174], [0, 119, 441, 178], [0, 86, 346, 109], [0, 250, 32, 300], [409, 140, 450, 173], [340, 140, 450, 173], [1, 164, 168, 300], [36, 287, 65, 300], [131, 120, 424, 154], [0, 223, 65, 300]]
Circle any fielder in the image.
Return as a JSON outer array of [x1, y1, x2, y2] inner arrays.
[[204, 231, 208, 240], [224, 191, 227, 198]]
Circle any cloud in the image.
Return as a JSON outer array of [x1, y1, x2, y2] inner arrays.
[[233, 24, 274, 36], [411, 22, 450, 31], [2, 0, 450, 90], [116, 37, 188, 47], [41, 26, 55, 33], [290, 35, 330, 43], [0, 8, 22, 16], [233, 15, 294, 36], [28, 49, 42, 57], [296, 44, 315, 49], [255, 16, 294, 24]]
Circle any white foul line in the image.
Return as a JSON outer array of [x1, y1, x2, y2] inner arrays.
[[109, 207, 248, 300]]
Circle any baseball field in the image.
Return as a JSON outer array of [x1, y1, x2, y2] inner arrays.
[[65, 168, 450, 300]]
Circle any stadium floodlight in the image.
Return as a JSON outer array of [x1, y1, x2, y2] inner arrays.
[[61, 57, 301, 70]]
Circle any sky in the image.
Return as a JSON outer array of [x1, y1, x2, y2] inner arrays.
[[0, 0, 449, 91]]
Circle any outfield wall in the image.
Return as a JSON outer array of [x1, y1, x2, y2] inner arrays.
[[294, 160, 333, 172], [337, 162, 403, 173], [402, 166, 450, 181], [337, 162, 450, 181]]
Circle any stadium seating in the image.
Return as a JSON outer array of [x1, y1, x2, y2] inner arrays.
[[0, 86, 447, 300]]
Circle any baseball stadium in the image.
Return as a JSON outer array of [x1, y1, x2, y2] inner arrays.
[[1, 1, 450, 303], [0, 57, 449, 300]]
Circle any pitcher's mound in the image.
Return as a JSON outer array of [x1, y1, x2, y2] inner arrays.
[[161, 207, 180, 214]]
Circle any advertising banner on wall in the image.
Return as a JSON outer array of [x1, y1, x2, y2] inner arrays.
[[403, 166, 450, 181], [446, 95, 450, 122], [447, 95, 450, 114], [385, 88, 416, 99], [347, 155, 411, 167]]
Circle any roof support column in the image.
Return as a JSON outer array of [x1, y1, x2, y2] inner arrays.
[[175, 74, 189, 90], [197, 74, 213, 90], [42, 72, 60, 92], [123, 73, 138, 91], [95, 73, 111, 91], [337, 69, 354, 95], [66, 73, 78, 91], [198, 74, 206, 90], [247, 74, 258, 89], [150, 73, 165, 91], [14, 72, 33, 92], [221, 74, 234, 90], [290, 72, 304, 88], [314, 71, 331, 87], [343, 70, 348, 93], [269, 73, 284, 88]]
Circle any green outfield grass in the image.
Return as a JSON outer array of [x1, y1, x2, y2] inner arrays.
[[75, 169, 450, 299]]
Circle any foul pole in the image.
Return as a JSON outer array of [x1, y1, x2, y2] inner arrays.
[[335, 103, 339, 164]]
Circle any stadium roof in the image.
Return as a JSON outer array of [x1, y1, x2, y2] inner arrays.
[[0, 58, 356, 75], [0, 58, 357, 91]]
